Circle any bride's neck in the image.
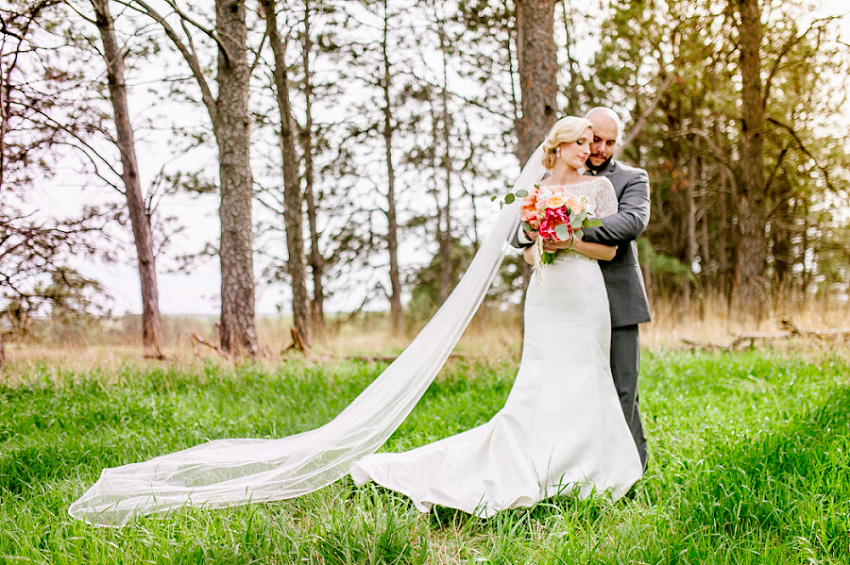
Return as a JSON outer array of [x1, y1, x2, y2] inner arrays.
[[546, 162, 582, 185]]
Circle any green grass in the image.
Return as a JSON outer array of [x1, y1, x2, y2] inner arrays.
[[1, 350, 849, 564]]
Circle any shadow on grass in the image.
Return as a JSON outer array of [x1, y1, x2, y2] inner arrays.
[[651, 384, 850, 562]]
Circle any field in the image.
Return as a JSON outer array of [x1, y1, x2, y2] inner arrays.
[[2, 338, 850, 563]]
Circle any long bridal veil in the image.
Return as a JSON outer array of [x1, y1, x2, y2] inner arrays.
[[69, 145, 546, 527]]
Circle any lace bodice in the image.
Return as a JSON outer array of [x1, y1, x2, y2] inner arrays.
[[537, 176, 618, 218]]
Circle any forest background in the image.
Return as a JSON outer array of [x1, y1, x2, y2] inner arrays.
[[1, 0, 848, 360]]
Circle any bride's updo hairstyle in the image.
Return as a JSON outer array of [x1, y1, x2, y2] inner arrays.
[[541, 116, 593, 170]]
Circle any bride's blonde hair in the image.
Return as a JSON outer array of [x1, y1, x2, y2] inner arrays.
[[541, 117, 593, 170]]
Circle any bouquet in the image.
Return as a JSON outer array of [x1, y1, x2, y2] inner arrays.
[[496, 184, 602, 265]]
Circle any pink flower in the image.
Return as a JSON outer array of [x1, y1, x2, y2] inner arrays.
[[544, 206, 569, 225], [538, 218, 557, 240]]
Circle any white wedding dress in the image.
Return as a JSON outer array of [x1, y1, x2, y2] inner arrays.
[[350, 177, 643, 516]]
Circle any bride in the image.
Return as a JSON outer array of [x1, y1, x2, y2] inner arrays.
[[69, 117, 642, 527]]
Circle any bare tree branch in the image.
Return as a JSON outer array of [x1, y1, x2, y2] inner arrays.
[[766, 116, 833, 190], [615, 71, 675, 160], [763, 16, 840, 108], [121, 0, 217, 121]]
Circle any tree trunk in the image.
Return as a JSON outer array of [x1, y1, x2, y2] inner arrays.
[[92, 0, 163, 358], [438, 13, 452, 304], [561, 0, 580, 115], [684, 150, 697, 314], [514, 0, 558, 164], [713, 114, 732, 300], [215, 0, 257, 355], [800, 200, 811, 296], [514, 0, 558, 307], [699, 192, 711, 297], [380, 0, 404, 334], [262, 0, 310, 348], [771, 177, 793, 295], [733, 0, 768, 321], [301, 0, 325, 337]]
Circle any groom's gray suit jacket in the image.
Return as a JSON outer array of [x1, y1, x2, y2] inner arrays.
[[582, 160, 652, 328]]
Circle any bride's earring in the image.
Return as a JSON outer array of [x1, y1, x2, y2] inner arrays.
[[555, 148, 561, 159]]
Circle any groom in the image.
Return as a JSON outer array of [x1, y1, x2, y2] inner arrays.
[[514, 107, 651, 470], [581, 107, 650, 470]]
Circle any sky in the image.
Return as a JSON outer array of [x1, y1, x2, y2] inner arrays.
[[41, 0, 850, 319]]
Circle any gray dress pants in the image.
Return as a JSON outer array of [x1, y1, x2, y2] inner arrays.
[[610, 324, 647, 470]]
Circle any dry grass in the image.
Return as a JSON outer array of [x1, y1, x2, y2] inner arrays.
[[642, 296, 850, 352], [3, 298, 848, 367]]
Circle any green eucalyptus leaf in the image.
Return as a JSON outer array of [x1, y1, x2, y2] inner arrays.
[[504, 193, 515, 205], [555, 224, 571, 240]]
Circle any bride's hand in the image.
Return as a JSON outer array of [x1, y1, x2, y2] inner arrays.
[[542, 235, 576, 253]]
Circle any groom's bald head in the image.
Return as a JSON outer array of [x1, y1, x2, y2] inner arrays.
[[584, 107, 623, 170], [585, 108, 624, 138]]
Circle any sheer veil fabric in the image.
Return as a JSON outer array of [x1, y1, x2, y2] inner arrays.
[[69, 145, 547, 527]]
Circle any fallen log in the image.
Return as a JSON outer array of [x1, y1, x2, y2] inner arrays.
[[681, 318, 850, 352], [781, 319, 850, 339], [727, 331, 793, 350]]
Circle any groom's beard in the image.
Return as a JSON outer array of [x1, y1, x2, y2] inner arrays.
[[586, 156, 612, 173]]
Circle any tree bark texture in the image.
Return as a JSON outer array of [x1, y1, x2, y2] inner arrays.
[[771, 176, 793, 290], [215, 0, 257, 355], [381, 0, 404, 334], [301, 0, 325, 337], [734, 0, 768, 320], [514, 0, 558, 165], [561, 0, 580, 115], [92, 0, 163, 358], [438, 14, 452, 304], [261, 0, 311, 348], [685, 151, 697, 313]]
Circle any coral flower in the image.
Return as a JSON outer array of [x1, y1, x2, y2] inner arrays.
[[546, 195, 565, 208], [521, 200, 538, 224], [563, 195, 585, 214]]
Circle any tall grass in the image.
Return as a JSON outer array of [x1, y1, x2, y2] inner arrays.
[[1, 350, 849, 564]]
